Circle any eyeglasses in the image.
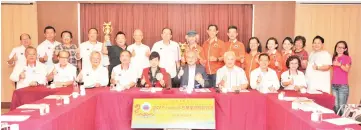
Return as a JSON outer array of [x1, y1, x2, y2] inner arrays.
[[337, 47, 346, 49]]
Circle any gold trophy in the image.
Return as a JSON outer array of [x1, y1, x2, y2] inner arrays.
[[103, 22, 112, 43], [102, 22, 112, 66], [179, 42, 188, 57]]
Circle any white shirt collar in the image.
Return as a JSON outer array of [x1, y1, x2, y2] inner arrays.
[[231, 39, 237, 43]]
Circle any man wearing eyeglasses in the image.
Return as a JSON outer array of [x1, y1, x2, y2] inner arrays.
[[46, 51, 77, 88], [53, 31, 78, 69]]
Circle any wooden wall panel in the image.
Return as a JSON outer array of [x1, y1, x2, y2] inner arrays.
[[37, 2, 78, 45], [254, 2, 296, 50], [295, 4, 361, 104], [1, 4, 38, 102]]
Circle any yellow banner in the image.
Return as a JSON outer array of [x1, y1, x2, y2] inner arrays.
[[131, 98, 215, 129]]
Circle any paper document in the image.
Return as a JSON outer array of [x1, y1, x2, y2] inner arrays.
[[0, 115, 30, 122], [297, 102, 334, 113], [324, 117, 361, 125], [17, 104, 44, 109], [140, 88, 163, 92], [283, 97, 308, 101], [44, 95, 71, 99]]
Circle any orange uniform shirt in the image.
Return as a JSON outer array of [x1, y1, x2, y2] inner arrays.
[[244, 52, 260, 81], [223, 40, 246, 67], [202, 38, 225, 75], [267, 50, 283, 79], [281, 50, 294, 72]]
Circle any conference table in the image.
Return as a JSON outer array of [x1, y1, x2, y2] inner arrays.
[[4, 86, 361, 130]]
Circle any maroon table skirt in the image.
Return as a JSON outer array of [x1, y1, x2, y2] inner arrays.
[[10, 86, 73, 110], [94, 88, 266, 130], [266, 93, 360, 130], [5, 87, 361, 130]]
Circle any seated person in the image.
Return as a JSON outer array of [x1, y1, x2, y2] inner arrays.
[[176, 51, 209, 88], [140, 52, 170, 88], [281, 55, 307, 91], [216, 51, 248, 91], [46, 51, 77, 87], [110, 51, 137, 89], [250, 53, 280, 93], [10, 46, 47, 89], [77, 51, 108, 88]]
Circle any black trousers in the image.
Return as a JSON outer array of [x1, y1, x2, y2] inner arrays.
[[208, 74, 216, 87]]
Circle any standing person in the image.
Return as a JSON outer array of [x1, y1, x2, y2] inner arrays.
[[223, 25, 246, 67], [108, 31, 128, 80], [265, 37, 283, 78], [293, 36, 308, 72], [7, 33, 32, 68], [181, 30, 205, 65], [127, 29, 151, 80], [202, 24, 225, 87], [76, 28, 108, 70], [281, 37, 294, 72], [244, 37, 262, 82], [53, 31, 78, 68], [305, 35, 332, 93], [37, 26, 61, 73], [331, 41, 351, 114], [151, 28, 181, 87]]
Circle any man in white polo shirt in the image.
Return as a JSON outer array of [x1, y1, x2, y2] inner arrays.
[[152, 28, 181, 87], [305, 35, 332, 93], [37, 26, 61, 73], [46, 51, 77, 87], [127, 29, 150, 79], [10, 47, 47, 89], [77, 51, 108, 88], [7, 33, 32, 68], [216, 51, 248, 91], [110, 50, 137, 89], [76, 28, 109, 70]]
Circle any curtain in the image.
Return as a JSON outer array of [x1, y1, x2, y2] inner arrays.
[[80, 3, 253, 48]]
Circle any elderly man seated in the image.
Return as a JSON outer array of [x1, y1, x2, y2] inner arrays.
[[10, 46, 47, 89]]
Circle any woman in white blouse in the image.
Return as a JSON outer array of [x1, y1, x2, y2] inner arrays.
[[281, 55, 307, 91]]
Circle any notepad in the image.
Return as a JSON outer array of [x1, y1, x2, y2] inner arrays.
[[324, 117, 361, 125], [44, 95, 71, 99], [17, 104, 44, 109], [0, 115, 30, 122]]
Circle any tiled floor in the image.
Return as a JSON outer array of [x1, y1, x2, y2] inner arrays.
[[1, 109, 9, 114]]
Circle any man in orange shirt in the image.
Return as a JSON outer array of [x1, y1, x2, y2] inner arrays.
[[202, 24, 225, 87], [223, 25, 246, 67], [181, 30, 205, 65]]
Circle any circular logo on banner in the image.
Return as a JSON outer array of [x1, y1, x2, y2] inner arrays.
[[141, 102, 152, 112]]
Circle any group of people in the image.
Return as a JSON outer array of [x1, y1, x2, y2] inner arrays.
[[8, 24, 351, 113]]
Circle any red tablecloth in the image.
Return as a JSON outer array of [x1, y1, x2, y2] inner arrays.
[[5, 88, 102, 130], [4, 88, 361, 130], [10, 86, 73, 110], [94, 88, 266, 130], [266, 93, 360, 130]]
